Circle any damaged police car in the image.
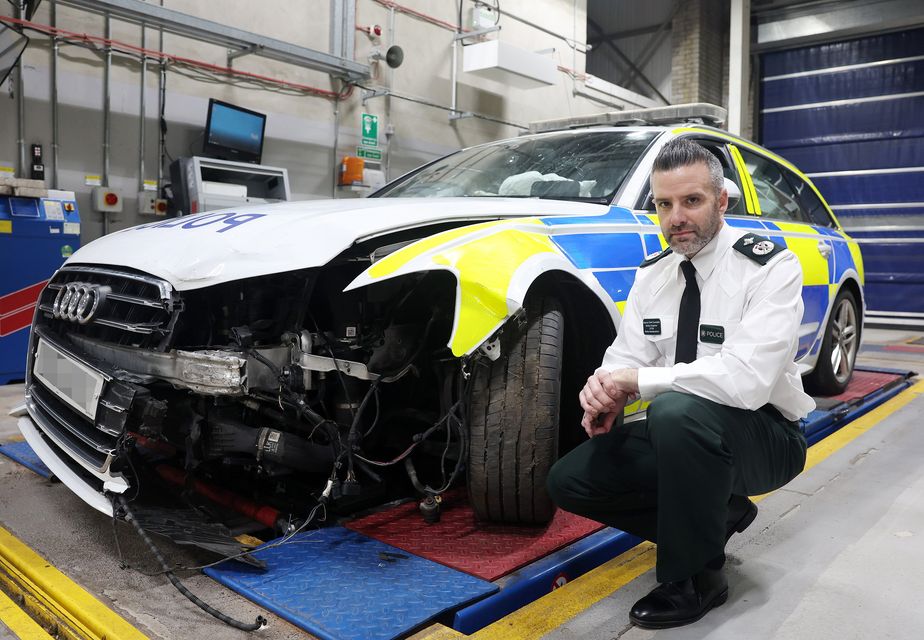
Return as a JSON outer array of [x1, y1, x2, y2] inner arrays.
[[17, 105, 864, 547]]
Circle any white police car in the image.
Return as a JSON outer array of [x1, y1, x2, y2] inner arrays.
[[18, 104, 863, 535]]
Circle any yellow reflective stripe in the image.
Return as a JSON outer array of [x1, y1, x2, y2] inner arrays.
[[368, 220, 506, 279], [728, 144, 754, 213], [431, 228, 557, 356], [728, 145, 760, 215], [771, 222, 829, 286]]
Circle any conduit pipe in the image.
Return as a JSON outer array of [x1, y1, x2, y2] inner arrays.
[[102, 13, 111, 235], [51, 0, 60, 188], [15, 2, 25, 178], [156, 7, 165, 192], [138, 22, 146, 193]]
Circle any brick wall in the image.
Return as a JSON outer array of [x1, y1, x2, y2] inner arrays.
[[671, 0, 726, 107]]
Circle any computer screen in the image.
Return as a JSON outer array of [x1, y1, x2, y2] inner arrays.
[[203, 99, 267, 164]]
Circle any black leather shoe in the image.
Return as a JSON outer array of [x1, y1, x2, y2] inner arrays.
[[726, 495, 758, 541], [629, 568, 728, 629]]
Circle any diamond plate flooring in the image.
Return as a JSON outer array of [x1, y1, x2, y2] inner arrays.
[[347, 489, 602, 581], [205, 526, 497, 640]]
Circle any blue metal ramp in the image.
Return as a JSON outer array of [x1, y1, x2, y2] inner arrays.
[[0, 440, 54, 479], [204, 527, 497, 640]]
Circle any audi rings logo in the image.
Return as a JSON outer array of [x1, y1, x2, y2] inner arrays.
[[52, 282, 108, 324]]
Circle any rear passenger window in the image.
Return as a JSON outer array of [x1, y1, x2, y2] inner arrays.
[[739, 149, 811, 224], [784, 170, 836, 228]]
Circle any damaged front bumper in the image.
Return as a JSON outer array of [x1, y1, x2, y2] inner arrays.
[[17, 414, 129, 516]]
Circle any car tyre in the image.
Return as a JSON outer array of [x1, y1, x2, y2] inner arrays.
[[803, 288, 860, 396], [468, 296, 563, 524]]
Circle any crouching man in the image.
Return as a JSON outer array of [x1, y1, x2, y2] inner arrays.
[[547, 138, 813, 629]]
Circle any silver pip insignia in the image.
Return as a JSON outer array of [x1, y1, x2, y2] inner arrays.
[[752, 240, 774, 256]]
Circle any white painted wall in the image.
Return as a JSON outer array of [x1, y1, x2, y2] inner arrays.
[[0, 0, 648, 244]]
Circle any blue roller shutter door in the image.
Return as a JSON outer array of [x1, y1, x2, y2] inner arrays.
[[759, 27, 924, 324]]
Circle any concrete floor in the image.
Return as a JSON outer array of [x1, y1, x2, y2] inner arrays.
[[1, 328, 922, 639]]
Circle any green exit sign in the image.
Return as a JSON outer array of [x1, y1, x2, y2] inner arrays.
[[361, 113, 378, 147], [357, 147, 383, 161]]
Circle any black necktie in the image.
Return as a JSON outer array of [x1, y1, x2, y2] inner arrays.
[[675, 260, 701, 364]]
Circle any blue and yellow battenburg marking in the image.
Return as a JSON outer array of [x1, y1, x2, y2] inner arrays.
[[350, 207, 656, 356], [351, 170, 862, 367]]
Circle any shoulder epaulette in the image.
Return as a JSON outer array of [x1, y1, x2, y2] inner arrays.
[[733, 233, 785, 265], [639, 247, 672, 268]]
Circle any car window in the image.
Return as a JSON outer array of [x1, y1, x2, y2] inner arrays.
[[700, 141, 746, 215], [376, 131, 658, 203], [784, 169, 836, 228], [738, 149, 811, 224]]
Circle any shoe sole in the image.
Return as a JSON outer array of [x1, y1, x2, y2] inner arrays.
[[629, 587, 729, 629], [726, 501, 758, 542]]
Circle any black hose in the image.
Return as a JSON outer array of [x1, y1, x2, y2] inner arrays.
[[116, 495, 267, 632]]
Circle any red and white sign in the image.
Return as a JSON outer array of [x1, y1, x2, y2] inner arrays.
[[0, 280, 47, 336]]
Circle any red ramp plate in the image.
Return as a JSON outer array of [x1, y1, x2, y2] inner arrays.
[[346, 491, 602, 581]]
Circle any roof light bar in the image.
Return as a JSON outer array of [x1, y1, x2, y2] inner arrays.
[[528, 102, 727, 134]]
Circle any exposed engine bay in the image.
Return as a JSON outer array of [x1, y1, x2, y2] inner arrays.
[[26, 227, 486, 545]]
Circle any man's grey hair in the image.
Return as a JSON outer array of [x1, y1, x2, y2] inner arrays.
[[651, 138, 724, 196]]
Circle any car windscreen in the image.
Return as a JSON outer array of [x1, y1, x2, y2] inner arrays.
[[376, 130, 658, 203]]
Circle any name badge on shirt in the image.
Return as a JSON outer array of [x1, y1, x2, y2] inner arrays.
[[700, 324, 725, 344], [643, 318, 661, 335]]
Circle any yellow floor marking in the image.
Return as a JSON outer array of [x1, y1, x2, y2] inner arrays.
[[800, 378, 923, 475], [0, 526, 148, 640], [416, 378, 923, 639], [0, 585, 54, 640], [407, 623, 465, 639]]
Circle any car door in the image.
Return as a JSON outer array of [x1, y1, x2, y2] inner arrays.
[[730, 145, 833, 359]]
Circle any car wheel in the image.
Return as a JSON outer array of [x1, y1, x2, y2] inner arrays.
[[468, 296, 563, 524], [804, 288, 860, 396]]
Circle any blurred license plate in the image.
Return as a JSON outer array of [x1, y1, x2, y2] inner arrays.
[[33, 338, 105, 420]]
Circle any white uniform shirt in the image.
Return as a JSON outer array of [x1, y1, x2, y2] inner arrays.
[[600, 222, 816, 421]]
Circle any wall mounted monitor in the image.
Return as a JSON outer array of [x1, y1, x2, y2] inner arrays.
[[202, 98, 267, 164]]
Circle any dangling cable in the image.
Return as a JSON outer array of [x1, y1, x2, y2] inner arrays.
[[115, 495, 267, 632]]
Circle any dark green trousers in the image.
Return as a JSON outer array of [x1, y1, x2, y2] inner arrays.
[[546, 391, 807, 582]]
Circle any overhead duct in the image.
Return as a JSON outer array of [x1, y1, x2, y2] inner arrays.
[[462, 40, 557, 89]]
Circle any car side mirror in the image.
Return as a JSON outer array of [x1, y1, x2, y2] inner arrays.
[[724, 177, 743, 210]]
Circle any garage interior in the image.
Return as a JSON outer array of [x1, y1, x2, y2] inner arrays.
[[1, 1, 923, 639]]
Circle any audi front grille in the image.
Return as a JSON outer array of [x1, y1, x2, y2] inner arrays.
[[36, 265, 182, 351], [26, 266, 182, 473]]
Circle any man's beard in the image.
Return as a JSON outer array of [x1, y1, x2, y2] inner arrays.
[[667, 204, 723, 257]]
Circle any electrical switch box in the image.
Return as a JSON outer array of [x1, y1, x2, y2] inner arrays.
[[92, 186, 123, 213], [138, 191, 169, 216], [469, 5, 497, 30]]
